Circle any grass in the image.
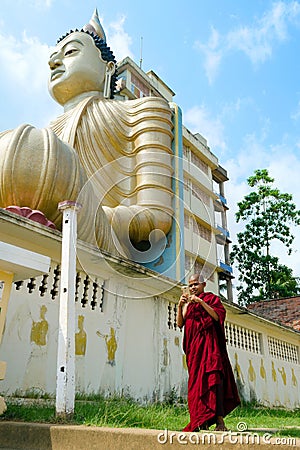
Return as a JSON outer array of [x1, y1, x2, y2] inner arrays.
[[1, 393, 299, 439]]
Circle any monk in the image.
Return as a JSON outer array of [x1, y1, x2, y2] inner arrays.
[[0, 10, 174, 261], [177, 274, 240, 431]]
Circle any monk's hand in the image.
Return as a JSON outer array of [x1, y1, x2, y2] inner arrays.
[[178, 295, 188, 307], [189, 294, 202, 304]]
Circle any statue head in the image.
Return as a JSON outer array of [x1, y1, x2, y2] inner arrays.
[[48, 10, 117, 106]]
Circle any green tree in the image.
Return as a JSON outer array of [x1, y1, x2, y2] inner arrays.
[[231, 169, 300, 306]]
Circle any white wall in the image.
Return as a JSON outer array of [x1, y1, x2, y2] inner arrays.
[[0, 259, 299, 408]]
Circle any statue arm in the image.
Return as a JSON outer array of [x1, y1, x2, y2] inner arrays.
[[103, 98, 174, 244]]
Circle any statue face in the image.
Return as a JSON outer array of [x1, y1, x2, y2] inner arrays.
[[48, 31, 107, 105]]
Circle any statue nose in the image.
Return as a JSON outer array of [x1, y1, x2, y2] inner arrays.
[[48, 58, 62, 69]]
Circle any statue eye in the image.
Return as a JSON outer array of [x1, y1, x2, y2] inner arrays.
[[64, 48, 78, 56]]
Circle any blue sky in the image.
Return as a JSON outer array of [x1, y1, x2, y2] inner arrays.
[[1, 0, 300, 290]]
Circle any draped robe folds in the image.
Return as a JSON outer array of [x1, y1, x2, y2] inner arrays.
[[0, 95, 174, 258], [182, 292, 240, 431]]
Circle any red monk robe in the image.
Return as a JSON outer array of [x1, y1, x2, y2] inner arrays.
[[182, 292, 240, 431]]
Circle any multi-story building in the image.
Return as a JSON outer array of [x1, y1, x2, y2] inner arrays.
[[116, 56, 234, 301]]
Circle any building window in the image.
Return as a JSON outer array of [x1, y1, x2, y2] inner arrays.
[[225, 322, 262, 354], [183, 144, 189, 159], [191, 182, 210, 206], [183, 177, 190, 192], [185, 255, 214, 282], [193, 220, 212, 242], [184, 213, 190, 228], [185, 254, 192, 271], [194, 260, 214, 282], [267, 336, 299, 364], [130, 74, 149, 98], [191, 152, 209, 175]]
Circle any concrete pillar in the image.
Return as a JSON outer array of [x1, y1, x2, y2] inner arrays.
[[56, 201, 81, 418]]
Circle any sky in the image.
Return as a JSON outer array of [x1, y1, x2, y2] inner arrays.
[[1, 0, 300, 297]]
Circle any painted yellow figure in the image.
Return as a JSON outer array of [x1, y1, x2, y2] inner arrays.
[[0, 10, 174, 262], [163, 338, 169, 366], [30, 305, 48, 346], [234, 352, 245, 383], [291, 368, 298, 387], [75, 315, 87, 356], [259, 358, 266, 380], [97, 327, 117, 366], [278, 367, 287, 386], [271, 361, 277, 382], [248, 359, 256, 382]]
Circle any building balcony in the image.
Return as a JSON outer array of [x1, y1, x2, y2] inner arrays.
[[218, 260, 234, 279], [213, 192, 228, 212], [216, 224, 230, 239]]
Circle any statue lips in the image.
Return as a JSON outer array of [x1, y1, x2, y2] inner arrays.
[[51, 69, 65, 81]]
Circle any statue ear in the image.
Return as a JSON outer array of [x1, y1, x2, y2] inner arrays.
[[106, 60, 116, 75], [103, 60, 116, 98]]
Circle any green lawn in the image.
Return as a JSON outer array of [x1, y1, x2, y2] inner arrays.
[[1, 395, 299, 439]]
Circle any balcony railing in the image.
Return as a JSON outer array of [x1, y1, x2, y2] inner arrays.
[[214, 191, 227, 206], [216, 224, 230, 238], [219, 260, 233, 274]]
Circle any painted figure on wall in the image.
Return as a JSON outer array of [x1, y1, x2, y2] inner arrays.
[[96, 327, 117, 366], [75, 315, 87, 356], [233, 352, 245, 401], [259, 358, 266, 380], [291, 368, 297, 387], [0, 10, 174, 263], [30, 305, 48, 346], [163, 338, 169, 367], [248, 359, 257, 403], [259, 358, 269, 405], [233, 352, 245, 384], [271, 360, 281, 406]]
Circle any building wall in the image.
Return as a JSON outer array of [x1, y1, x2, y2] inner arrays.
[[0, 260, 187, 401], [1, 255, 299, 409], [225, 305, 300, 408], [248, 298, 300, 332], [0, 205, 299, 410]]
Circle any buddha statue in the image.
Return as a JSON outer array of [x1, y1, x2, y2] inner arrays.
[[0, 10, 174, 262]]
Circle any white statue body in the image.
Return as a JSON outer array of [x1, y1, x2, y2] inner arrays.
[[0, 13, 174, 261]]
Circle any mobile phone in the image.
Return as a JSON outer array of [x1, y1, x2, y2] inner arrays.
[[181, 285, 189, 296]]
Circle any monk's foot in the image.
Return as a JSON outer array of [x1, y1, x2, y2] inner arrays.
[[193, 422, 208, 432], [215, 424, 228, 431], [215, 416, 228, 431]]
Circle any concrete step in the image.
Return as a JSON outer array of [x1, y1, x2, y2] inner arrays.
[[0, 421, 299, 450]]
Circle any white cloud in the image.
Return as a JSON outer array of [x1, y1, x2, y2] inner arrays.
[[15, 0, 53, 8], [194, 27, 222, 85], [291, 100, 300, 121], [196, 1, 300, 83], [0, 30, 50, 94], [32, 0, 53, 7], [183, 105, 227, 152], [106, 15, 134, 61]]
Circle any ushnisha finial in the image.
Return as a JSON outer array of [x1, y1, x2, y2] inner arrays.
[[83, 8, 106, 42]]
